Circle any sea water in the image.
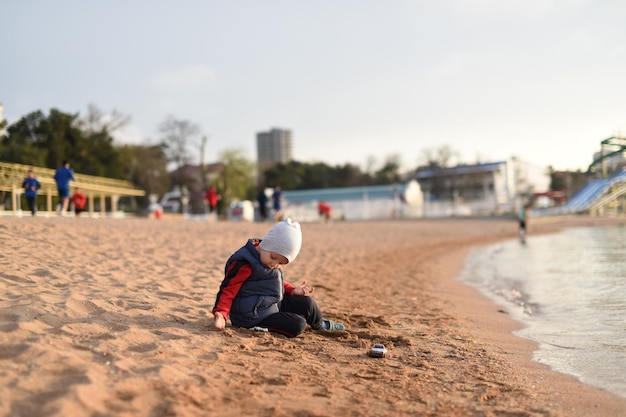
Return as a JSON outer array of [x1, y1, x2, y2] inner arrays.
[[459, 225, 626, 399]]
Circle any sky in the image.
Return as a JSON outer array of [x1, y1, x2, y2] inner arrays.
[[2, 0, 626, 173]]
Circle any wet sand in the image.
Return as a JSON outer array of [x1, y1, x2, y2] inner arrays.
[[1, 215, 625, 417]]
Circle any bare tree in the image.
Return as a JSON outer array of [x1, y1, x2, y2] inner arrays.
[[365, 155, 378, 176], [81, 103, 131, 135], [199, 135, 209, 188], [158, 115, 201, 169], [384, 153, 402, 171], [418, 144, 460, 169]]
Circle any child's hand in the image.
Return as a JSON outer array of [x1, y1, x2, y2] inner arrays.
[[292, 280, 314, 296], [214, 312, 226, 330]]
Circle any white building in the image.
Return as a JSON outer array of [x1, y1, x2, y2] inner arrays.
[[412, 158, 549, 216]]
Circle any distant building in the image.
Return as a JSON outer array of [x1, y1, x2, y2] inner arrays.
[[274, 158, 551, 221], [281, 180, 423, 222], [256, 128, 293, 169], [412, 158, 549, 216]]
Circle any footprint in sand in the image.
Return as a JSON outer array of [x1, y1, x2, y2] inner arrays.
[[0, 343, 31, 359], [0, 312, 19, 332], [65, 296, 106, 319], [0, 273, 34, 285], [126, 342, 158, 353]]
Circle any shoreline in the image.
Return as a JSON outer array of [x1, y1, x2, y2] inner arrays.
[[438, 238, 626, 417], [444, 216, 626, 417], [1, 215, 625, 416]]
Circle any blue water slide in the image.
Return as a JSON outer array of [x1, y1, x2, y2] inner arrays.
[[564, 170, 626, 213]]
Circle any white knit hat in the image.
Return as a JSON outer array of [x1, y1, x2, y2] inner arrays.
[[259, 218, 303, 263]]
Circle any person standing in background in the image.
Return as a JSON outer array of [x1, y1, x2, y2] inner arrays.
[[318, 200, 332, 223], [272, 185, 283, 222], [256, 187, 269, 222], [204, 185, 221, 221], [53, 160, 76, 216], [22, 169, 41, 216]]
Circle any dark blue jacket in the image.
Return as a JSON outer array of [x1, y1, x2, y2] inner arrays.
[[214, 239, 284, 328], [22, 177, 41, 197], [53, 166, 76, 188]]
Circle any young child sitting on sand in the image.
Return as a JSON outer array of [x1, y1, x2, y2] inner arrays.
[[212, 218, 345, 338]]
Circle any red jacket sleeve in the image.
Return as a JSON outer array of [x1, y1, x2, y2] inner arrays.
[[283, 281, 295, 295], [212, 261, 253, 319]]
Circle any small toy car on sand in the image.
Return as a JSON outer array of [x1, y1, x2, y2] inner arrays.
[[368, 344, 387, 358]]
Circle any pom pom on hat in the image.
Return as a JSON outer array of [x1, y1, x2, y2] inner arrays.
[[259, 218, 302, 263]]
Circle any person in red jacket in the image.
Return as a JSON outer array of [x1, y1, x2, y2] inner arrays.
[[318, 200, 332, 223], [204, 185, 221, 219], [70, 188, 87, 217]]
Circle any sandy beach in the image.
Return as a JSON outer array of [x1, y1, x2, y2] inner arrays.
[[1, 215, 625, 417]]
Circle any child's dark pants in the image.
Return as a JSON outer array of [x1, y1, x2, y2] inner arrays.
[[258, 295, 324, 338]]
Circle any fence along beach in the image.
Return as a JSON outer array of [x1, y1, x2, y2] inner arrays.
[[1, 215, 625, 416]]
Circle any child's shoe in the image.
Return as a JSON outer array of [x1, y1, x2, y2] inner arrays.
[[320, 319, 345, 331]]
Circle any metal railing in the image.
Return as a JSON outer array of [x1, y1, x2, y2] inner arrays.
[[0, 161, 145, 216]]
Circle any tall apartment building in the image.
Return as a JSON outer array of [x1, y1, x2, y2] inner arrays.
[[256, 128, 293, 167]]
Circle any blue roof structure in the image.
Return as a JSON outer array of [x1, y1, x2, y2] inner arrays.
[[413, 161, 506, 179], [282, 184, 405, 204]]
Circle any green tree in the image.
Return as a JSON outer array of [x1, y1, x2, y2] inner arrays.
[[374, 154, 403, 184], [263, 161, 305, 190], [117, 144, 170, 205], [1, 106, 132, 179], [334, 163, 367, 187], [1, 108, 84, 169], [214, 148, 255, 214], [302, 162, 333, 188], [262, 160, 370, 190], [40, 108, 83, 169], [0, 110, 48, 166]]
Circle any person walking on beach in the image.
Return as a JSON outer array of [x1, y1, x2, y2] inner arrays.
[[22, 169, 41, 216], [70, 188, 87, 217], [518, 203, 530, 242], [53, 160, 76, 216], [212, 218, 345, 338], [271, 185, 283, 222]]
